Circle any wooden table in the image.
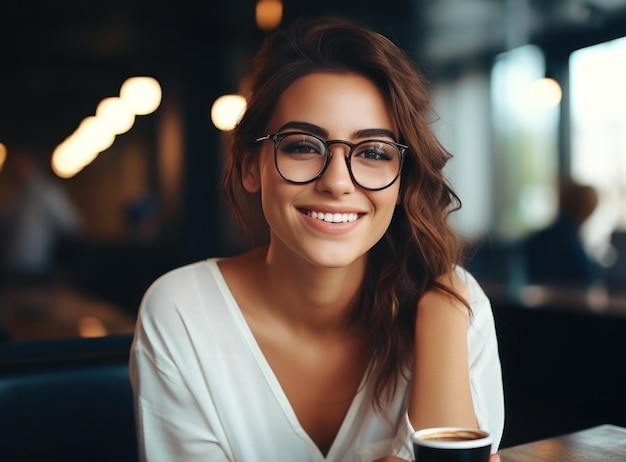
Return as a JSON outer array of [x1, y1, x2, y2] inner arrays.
[[499, 424, 626, 461]]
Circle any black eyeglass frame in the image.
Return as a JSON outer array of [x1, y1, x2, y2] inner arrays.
[[254, 131, 407, 191]]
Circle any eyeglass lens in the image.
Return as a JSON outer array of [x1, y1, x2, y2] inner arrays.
[[275, 133, 401, 189]]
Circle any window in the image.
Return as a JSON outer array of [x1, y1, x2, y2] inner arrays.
[[570, 36, 626, 260], [491, 45, 561, 240]]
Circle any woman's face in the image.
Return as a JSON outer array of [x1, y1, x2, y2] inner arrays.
[[243, 72, 401, 269]]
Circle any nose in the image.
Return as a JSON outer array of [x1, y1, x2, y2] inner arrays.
[[315, 143, 355, 196]]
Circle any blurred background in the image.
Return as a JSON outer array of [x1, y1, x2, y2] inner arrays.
[[1, 0, 626, 342]]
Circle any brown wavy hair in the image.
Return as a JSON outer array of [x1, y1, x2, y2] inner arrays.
[[222, 17, 465, 410]]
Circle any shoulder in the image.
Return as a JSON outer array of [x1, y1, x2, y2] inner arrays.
[[453, 266, 490, 311], [417, 267, 494, 330], [145, 258, 218, 294], [415, 269, 474, 342], [418, 268, 475, 320], [454, 267, 497, 329], [138, 258, 223, 321], [133, 258, 234, 358]]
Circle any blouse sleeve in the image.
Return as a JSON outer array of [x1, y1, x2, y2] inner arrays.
[[129, 282, 232, 462], [463, 268, 505, 452], [387, 413, 418, 460]]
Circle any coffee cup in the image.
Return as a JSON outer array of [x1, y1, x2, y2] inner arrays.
[[411, 427, 492, 462]]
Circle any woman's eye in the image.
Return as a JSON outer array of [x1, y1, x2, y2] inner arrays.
[[281, 141, 324, 155], [356, 147, 393, 161], [295, 144, 318, 153]]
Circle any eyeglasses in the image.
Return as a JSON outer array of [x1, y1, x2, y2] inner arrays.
[[254, 131, 407, 191]]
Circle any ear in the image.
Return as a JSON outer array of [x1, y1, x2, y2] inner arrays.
[[241, 151, 261, 193]]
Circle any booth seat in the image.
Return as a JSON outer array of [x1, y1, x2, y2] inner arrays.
[[0, 334, 137, 462]]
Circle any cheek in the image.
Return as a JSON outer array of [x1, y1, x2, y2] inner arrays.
[[383, 185, 401, 212], [373, 188, 401, 226], [258, 171, 297, 219], [257, 153, 282, 186]]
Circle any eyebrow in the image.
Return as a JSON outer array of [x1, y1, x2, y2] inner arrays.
[[276, 121, 398, 142]]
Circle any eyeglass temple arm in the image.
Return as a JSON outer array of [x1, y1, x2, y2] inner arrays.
[[253, 135, 272, 144]]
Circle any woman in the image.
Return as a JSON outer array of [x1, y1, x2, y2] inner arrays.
[[130, 17, 504, 462]]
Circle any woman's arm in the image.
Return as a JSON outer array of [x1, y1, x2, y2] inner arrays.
[[375, 272, 503, 461], [408, 272, 477, 429]]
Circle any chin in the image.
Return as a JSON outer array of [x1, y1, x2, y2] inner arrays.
[[300, 247, 368, 270]]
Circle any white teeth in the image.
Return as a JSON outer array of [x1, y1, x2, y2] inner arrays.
[[308, 210, 358, 223]]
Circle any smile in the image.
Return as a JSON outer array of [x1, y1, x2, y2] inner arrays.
[[303, 209, 360, 223]]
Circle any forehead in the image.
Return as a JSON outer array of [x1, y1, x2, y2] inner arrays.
[[267, 72, 396, 136]]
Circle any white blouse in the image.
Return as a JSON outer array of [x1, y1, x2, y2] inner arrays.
[[130, 259, 504, 461]]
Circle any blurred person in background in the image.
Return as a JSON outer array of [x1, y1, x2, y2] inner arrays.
[[524, 179, 601, 289], [0, 148, 82, 288]]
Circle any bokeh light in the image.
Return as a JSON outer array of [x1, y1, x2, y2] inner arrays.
[[211, 94, 247, 131], [528, 77, 563, 108], [95, 97, 136, 135], [51, 76, 163, 178], [0, 142, 6, 171], [51, 117, 115, 178], [119, 76, 162, 115], [78, 316, 108, 338], [256, 0, 283, 31]]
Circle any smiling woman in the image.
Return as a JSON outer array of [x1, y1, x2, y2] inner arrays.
[[239, 72, 402, 268], [129, 17, 504, 462]]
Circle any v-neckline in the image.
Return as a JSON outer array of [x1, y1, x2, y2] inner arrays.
[[209, 259, 369, 460]]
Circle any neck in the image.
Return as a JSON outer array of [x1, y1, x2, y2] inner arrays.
[[261, 246, 367, 334]]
